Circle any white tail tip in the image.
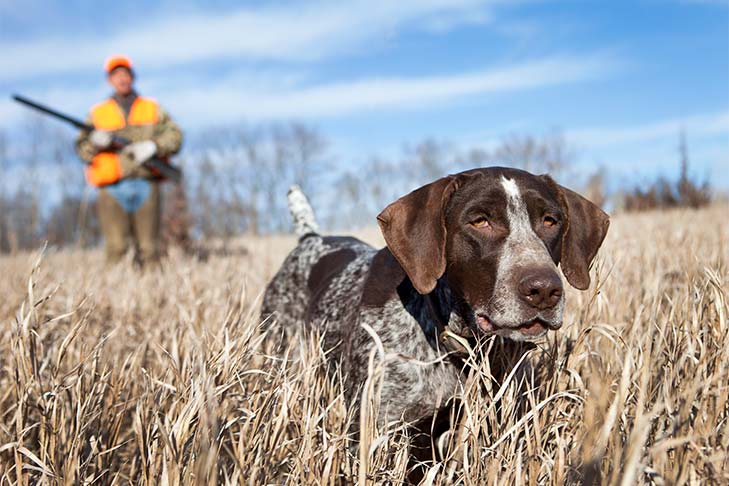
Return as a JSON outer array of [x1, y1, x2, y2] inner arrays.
[[287, 185, 319, 236]]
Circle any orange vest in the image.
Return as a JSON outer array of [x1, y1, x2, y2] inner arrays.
[[86, 97, 159, 186]]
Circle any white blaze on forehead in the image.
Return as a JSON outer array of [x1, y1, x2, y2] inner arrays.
[[500, 175, 547, 247], [497, 174, 559, 267], [501, 177, 520, 200], [500, 176, 531, 234]]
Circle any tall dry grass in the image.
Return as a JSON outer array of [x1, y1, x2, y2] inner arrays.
[[0, 206, 727, 485]]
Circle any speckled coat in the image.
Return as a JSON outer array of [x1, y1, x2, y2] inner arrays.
[[261, 234, 463, 424]]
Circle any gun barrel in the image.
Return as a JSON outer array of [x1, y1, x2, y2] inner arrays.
[[12, 94, 91, 131]]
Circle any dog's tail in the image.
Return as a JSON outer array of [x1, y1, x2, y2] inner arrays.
[[288, 185, 319, 237]]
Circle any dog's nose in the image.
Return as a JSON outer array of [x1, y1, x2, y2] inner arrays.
[[518, 271, 563, 309]]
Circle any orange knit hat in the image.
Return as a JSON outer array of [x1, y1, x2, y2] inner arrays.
[[104, 55, 133, 74]]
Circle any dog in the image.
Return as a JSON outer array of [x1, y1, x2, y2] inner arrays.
[[261, 167, 609, 431]]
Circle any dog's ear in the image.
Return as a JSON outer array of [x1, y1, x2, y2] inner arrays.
[[377, 176, 458, 294], [544, 175, 610, 290]]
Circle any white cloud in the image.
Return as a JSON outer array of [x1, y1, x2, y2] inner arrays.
[[567, 111, 729, 148], [162, 55, 614, 124], [1, 54, 613, 129], [1, 0, 504, 82]]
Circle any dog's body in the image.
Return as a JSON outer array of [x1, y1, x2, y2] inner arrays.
[[261, 167, 609, 426], [263, 233, 463, 423]]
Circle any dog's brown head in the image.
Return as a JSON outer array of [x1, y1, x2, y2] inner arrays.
[[377, 167, 609, 341]]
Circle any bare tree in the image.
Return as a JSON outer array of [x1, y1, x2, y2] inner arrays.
[[185, 123, 329, 239], [409, 138, 447, 181], [460, 147, 490, 170], [290, 123, 328, 194], [330, 171, 364, 229], [493, 130, 572, 176], [677, 129, 711, 208], [583, 167, 607, 209]]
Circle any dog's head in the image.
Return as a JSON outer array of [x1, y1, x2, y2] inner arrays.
[[377, 167, 610, 341]]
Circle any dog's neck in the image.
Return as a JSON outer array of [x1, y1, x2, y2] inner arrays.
[[362, 247, 474, 354], [397, 276, 472, 352]]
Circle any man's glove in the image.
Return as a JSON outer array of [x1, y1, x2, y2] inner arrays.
[[89, 130, 113, 149], [123, 140, 157, 165]]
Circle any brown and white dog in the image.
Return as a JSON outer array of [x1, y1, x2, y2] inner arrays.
[[261, 167, 609, 427]]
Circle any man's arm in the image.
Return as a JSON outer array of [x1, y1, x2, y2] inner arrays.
[[152, 107, 183, 158], [75, 116, 96, 164]]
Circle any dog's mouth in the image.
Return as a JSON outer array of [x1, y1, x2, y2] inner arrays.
[[474, 313, 559, 339]]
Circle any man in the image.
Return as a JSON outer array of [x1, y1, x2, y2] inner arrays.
[[76, 55, 182, 265]]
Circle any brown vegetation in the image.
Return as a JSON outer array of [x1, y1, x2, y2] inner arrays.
[[1, 204, 727, 484]]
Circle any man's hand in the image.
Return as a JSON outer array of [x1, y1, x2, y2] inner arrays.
[[123, 140, 157, 165], [89, 130, 113, 149]]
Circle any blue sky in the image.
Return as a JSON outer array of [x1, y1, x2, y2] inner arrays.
[[1, 0, 727, 189]]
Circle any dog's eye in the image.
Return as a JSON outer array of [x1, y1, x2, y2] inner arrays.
[[470, 217, 490, 229], [543, 216, 558, 227]]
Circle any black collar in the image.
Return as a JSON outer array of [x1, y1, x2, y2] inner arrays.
[[397, 277, 476, 360]]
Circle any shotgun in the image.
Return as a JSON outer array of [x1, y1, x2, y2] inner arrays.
[[12, 94, 183, 183]]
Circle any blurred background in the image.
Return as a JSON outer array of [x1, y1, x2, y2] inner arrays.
[[0, 0, 727, 252]]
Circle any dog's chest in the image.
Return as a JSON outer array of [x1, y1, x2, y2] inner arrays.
[[347, 299, 462, 423]]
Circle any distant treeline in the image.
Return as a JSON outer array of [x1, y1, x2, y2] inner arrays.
[[621, 132, 711, 212], [0, 120, 714, 254]]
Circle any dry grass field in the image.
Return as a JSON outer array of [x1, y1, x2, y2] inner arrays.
[[0, 205, 727, 485]]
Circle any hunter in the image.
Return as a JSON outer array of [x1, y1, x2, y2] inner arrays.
[[76, 55, 182, 265]]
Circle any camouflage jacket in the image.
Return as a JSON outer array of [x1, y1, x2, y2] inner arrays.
[[75, 92, 183, 180]]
